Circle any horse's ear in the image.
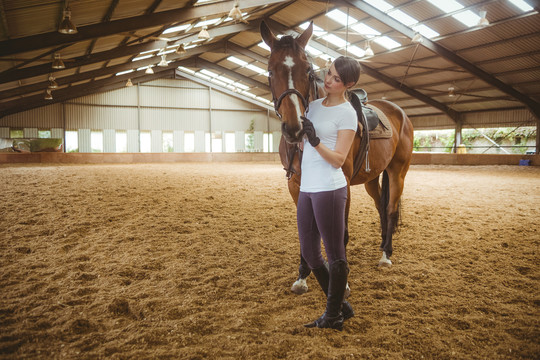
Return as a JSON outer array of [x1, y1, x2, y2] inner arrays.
[[260, 21, 277, 50], [296, 21, 313, 49]]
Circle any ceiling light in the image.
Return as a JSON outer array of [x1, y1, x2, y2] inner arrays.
[[58, 5, 77, 34], [411, 32, 423, 43], [325, 58, 332, 69], [364, 42, 374, 56], [145, 66, 154, 74], [126, 78, 133, 87], [176, 44, 186, 54], [448, 86, 455, 97], [52, 53, 65, 69], [198, 25, 210, 40], [48, 75, 58, 89], [228, 1, 245, 23], [158, 55, 168, 67], [477, 11, 489, 27], [44, 89, 53, 100]]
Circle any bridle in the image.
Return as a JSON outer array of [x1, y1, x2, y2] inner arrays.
[[267, 62, 319, 119], [267, 55, 320, 179]]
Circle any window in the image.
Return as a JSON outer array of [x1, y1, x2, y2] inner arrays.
[[264, 133, 273, 152], [245, 133, 254, 152], [211, 132, 222, 153], [38, 129, 51, 138], [91, 130, 103, 153], [163, 132, 173, 152], [65, 130, 78, 152], [184, 132, 194, 152], [225, 132, 235, 152], [140, 131, 151, 153], [116, 131, 127, 153], [10, 129, 23, 138]]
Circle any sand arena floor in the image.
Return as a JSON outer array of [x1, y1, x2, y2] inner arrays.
[[0, 162, 538, 359]]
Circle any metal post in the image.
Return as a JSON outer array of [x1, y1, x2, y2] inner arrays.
[[453, 118, 462, 153], [208, 86, 212, 153]]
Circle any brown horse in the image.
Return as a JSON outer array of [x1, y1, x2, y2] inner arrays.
[[261, 21, 414, 294]]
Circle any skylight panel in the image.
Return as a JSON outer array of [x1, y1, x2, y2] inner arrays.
[[163, 24, 190, 34], [258, 42, 270, 51], [256, 97, 271, 104], [508, 0, 534, 12], [364, 0, 393, 12], [326, 9, 358, 26], [374, 36, 401, 49], [389, 9, 418, 26], [178, 66, 195, 75], [306, 45, 322, 56], [427, 0, 463, 13], [210, 78, 227, 87], [200, 69, 219, 78], [195, 18, 221, 28], [413, 24, 440, 38], [452, 10, 481, 27], [116, 69, 134, 76], [241, 90, 256, 98], [157, 49, 176, 55], [299, 22, 327, 37], [132, 54, 154, 62], [235, 82, 249, 90], [322, 34, 349, 48], [351, 23, 381, 38], [346, 45, 366, 58], [245, 64, 268, 75], [216, 75, 235, 84], [227, 56, 248, 66], [195, 72, 211, 81]]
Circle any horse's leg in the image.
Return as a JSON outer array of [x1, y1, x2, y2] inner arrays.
[[289, 173, 310, 295], [378, 165, 407, 267]]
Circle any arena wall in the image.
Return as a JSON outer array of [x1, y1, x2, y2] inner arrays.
[[0, 152, 538, 166]]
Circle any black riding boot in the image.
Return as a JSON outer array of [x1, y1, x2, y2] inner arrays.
[[304, 260, 350, 331], [306, 261, 354, 323]]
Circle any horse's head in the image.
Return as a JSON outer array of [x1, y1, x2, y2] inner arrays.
[[261, 21, 314, 144]]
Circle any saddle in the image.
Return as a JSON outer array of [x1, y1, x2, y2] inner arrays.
[[353, 89, 392, 139]]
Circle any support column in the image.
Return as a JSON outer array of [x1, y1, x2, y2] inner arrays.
[[535, 119, 540, 155], [453, 118, 463, 154]]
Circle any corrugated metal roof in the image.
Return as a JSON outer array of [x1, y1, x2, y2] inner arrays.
[[0, 0, 538, 127]]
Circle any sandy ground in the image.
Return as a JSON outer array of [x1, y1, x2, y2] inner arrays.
[[0, 162, 538, 359]]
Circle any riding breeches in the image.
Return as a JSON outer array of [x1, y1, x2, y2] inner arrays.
[[297, 186, 347, 269]]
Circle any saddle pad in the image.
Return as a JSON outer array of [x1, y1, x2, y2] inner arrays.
[[365, 104, 393, 139]]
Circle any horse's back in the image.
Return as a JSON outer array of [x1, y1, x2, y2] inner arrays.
[[349, 99, 413, 185]]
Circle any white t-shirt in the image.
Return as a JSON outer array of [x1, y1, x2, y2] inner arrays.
[[300, 98, 358, 192]]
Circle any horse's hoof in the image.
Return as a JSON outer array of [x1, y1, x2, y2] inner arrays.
[[378, 252, 392, 267], [344, 283, 351, 298], [291, 278, 308, 295]]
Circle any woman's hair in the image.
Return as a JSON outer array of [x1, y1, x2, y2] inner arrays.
[[333, 56, 361, 88]]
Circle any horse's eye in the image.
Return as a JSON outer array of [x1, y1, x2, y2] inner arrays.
[[268, 70, 273, 77], [306, 67, 312, 74]]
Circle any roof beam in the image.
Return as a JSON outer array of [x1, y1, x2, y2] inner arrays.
[[0, 43, 224, 101], [342, 0, 540, 121], [264, 18, 461, 122], [0, 21, 255, 84], [0, 67, 180, 119], [175, 69, 274, 112], [194, 58, 270, 91], [0, 0, 287, 57]]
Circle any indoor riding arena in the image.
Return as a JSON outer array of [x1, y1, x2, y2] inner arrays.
[[1, 1, 539, 359]]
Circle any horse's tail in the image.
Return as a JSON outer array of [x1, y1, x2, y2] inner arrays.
[[379, 170, 402, 234]]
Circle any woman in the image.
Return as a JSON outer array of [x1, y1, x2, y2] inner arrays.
[[298, 56, 361, 331]]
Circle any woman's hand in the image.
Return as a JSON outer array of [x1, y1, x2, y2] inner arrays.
[[301, 117, 320, 147]]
